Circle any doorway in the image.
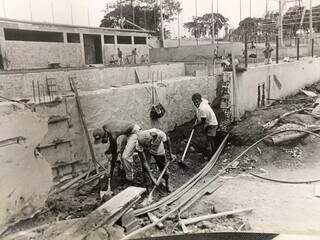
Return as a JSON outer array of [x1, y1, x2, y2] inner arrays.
[[83, 34, 103, 65]]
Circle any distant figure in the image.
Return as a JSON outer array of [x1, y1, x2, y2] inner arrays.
[[263, 42, 273, 65], [250, 41, 256, 49], [132, 48, 138, 64], [117, 48, 123, 65]]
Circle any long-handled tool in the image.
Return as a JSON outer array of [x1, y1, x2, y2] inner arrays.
[[100, 177, 113, 200], [179, 128, 195, 164]]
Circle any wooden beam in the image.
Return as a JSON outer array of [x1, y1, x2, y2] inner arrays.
[[53, 187, 146, 240], [181, 208, 253, 226]]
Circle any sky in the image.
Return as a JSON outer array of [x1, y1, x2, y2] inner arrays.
[[1, 0, 320, 35]]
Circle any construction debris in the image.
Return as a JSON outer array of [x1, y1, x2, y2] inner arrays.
[[180, 208, 253, 226], [53, 186, 146, 240]]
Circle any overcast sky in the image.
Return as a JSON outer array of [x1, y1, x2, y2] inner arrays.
[[1, 0, 320, 33]]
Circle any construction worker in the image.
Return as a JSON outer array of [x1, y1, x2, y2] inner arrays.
[[92, 120, 141, 184], [135, 128, 175, 192], [192, 93, 218, 156], [263, 42, 273, 65]]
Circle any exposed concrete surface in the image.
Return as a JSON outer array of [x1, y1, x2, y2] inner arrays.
[[79, 75, 218, 133], [0, 103, 52, 230], [5, 42, 84, 70], [0, 63, 185, 99], [236, 57, 320, 115], [150, 43, 243, 62]]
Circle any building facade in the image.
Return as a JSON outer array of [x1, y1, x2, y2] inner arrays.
[[0, 18, 150, 70]]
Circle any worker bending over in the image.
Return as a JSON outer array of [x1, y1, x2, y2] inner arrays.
[[136, 128, 175, 192], [192, 93, 218, 156], [92, 120, 141, 184]]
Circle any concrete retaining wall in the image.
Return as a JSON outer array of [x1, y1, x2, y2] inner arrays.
[[150, 43, 243, 63], [41, 75, 218, 179], [235, 57, 320, 115], [0, 63, 185, 99]]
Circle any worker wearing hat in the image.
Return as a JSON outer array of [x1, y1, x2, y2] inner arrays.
[[135, 128, 176, 192], [92, 120, 141, 184]]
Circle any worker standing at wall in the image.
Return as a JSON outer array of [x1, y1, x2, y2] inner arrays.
[[92, 120, 141, 186], [117, 48, 123, 65], [135, 128, 176, 192], [132, 48, 138, 64], [192, 93, 219, 156], [263, 42, 273, 65]]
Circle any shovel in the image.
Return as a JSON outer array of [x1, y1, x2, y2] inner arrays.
[[100, 177, 113, 200], [179, 128, 195, 164]]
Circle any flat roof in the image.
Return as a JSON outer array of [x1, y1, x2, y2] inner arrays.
[[0, 17, 151, 35]]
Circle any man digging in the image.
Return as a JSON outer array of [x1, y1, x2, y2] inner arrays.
[[135, 128, 176, 192], [192, 93, 219, 157], [92, 120, 141, 187]]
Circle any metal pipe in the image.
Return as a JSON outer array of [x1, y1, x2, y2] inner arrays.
[[297, 37, 300, 60], [257, 84, 261, 108], [37, 80, 41, 103], [244, 34, 248, 68], [276, 36, 279, 63], [32, 80, 36, 103]]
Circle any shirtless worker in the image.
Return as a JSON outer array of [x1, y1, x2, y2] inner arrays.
[[192, 93, 219, 156], [135, 128, 175, 192], [92, 120, 141, 185]]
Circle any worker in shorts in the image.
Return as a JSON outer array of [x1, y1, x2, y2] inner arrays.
[[135, 128, 175, 192], [192, 93, 219, 156], [92, 120, 141, 185]]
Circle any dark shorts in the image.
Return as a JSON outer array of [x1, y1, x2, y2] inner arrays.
[[205, 125, 218, 137]]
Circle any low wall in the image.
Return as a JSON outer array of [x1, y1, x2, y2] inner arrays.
[[0, 62, 185, 99], [43, 75, 218, 179], [4, 41, 84, 70], [247, 45, 311, 61], [150, 43, 243, 63], [235, 57, 320, 115]]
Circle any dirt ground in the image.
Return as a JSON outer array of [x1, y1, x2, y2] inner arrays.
[[4, 85, 320, 239]]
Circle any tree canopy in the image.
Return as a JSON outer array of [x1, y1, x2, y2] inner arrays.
[[183, 13, 228, 38], [100, 0, 182, 37]]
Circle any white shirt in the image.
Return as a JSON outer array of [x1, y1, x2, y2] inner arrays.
[[136, 128, 167, 155], [196, 99, 218, 128]]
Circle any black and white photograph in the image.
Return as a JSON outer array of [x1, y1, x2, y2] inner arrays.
[[0, 0, 320, 239]]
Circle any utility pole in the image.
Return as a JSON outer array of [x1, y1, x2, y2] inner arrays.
[[70, 4, 74, 25], [310, 0, 313, 40], [278, 0, 283, 47], [160, 0, 164, 47], [195, 0, 198, 46], [178, 11, 181, 47], [2, 0, 6, 18], [240, 0, 242, 22], [217, 0, 219, 13], [29, 0, 33, 21], [51, 1, 54, 23], [250, 0, 252, 18], [212, 0, 215, 43], [87, 8, 90, 26], [266, 0, 268, 17]]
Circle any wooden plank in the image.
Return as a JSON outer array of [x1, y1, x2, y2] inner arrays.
[[69, 77, 99, 172], [53, 186, 146, 240], [181, 208, 253, 226], [134, 70, 141, 84], [147, 213, 164, 229]]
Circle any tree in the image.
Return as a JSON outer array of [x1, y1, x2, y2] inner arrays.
[[100, 0, 182, 37], [183, 13, 228, 38]]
